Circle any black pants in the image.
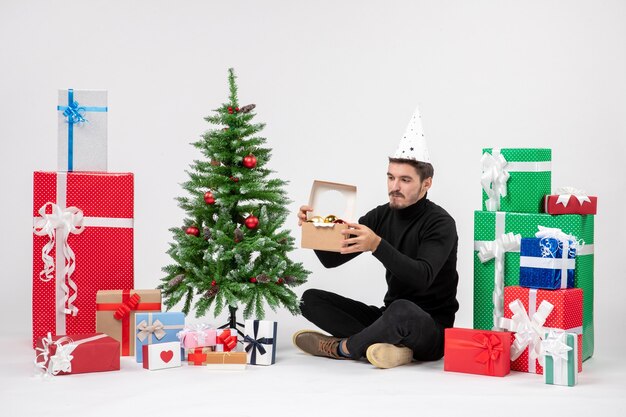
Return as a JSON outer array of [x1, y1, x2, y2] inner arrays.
[[300, 288, 445, 361]]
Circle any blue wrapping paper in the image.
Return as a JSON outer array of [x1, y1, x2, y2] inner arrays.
[[519, 237, 576, 289], [135, 312, 185, 362]]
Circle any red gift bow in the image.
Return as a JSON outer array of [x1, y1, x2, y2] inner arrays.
[[216, 330, 237, 352], [113, 293, 141, 320], [448, 332, 504, 376], [188, 347, 208, 365]]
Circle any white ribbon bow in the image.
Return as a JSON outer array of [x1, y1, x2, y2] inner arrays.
[[481, 148, 510, 211], [477, 232, 521, 330], [499, 299, 553, 365], [535, 225, 582, 260], [34, 333, 77, 376], [542, 330, 572, 363], [555, 186, 591, 208], [136, 319, 166, 342], [33, 202, 85, 316], [177, 323, 212, 346]]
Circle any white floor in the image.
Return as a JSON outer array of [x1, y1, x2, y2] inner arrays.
[[2, 330, 625, 417]]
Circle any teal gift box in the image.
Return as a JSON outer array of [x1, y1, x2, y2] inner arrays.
[[473, 210, 594, 360], [481, 148, 551, 213], [135, 312, 185, 362], [543, 331, 579, 387]]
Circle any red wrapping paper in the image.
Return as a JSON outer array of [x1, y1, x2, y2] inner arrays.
[[32, 172, 134, 347], [35, 333, 120, 375], [543, 195, 597, 215], [504, 286, 583, 374], [444, 328, 511, 377]]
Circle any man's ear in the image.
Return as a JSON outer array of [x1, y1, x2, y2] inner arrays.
[[422, 177, 432, 193]]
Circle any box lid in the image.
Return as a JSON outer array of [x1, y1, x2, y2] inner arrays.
[[307, 180, 357, 223]]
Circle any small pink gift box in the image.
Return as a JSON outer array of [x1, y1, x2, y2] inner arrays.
[[177, 324, 217, 349]]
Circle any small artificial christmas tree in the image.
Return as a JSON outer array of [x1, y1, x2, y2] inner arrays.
[[159, 68, 309, 325]]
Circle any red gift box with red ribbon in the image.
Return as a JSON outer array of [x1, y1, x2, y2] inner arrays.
[[444, 328, 511, 377], [32, 171, 134, 348], [35, 333, 120, 376], [96, 289, 161, 356], [501, 286, 583, 374]]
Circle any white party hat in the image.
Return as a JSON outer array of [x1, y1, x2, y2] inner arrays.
[[392, 106, 431, 163]]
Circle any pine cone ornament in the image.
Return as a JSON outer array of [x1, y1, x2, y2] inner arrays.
[[278, 237, 288, 244], [168, 274, 185, 287], [283, 276, 296, 285], [240, 104, 256, 113], [256, 274, 270, 283], [203, 286, 219, 299], [234, 227, 244, 243], [203, 226, 212, 240]]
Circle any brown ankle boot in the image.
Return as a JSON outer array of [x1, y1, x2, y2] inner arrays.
[[292, 330, 345, 359]]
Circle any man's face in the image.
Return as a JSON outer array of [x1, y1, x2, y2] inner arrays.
[[387, 162, 431, 209]]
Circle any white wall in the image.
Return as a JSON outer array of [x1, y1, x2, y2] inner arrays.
[[1, 0, 624, 354]]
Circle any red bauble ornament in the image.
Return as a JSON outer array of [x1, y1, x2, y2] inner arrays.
[[242, 154, 257, 169], [204, 191, 215, 205], [277, 278, 284, 285], [235, 107, 240, 112], [211, 280, 217, 287], [228, 106, 233, 114], [185, 226, 200, 237], [249, 277, 257, 284], [245, 215, 259, 229], [230, 176, 239, 182]]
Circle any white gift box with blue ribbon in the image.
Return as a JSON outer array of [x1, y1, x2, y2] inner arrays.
[[57, 89, 108, 172], [244, 320, 277, 365], [519, 226, 578, 290]]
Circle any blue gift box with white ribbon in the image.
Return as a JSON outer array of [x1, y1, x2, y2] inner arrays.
[[57, 89, 108, 172], [519, 237, 576, 290], [135, 312, 185, 362], [244, 320, 277, 365]]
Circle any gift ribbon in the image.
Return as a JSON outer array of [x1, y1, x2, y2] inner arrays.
[[542, 330, 576, 386], [33, 172, 134, 335], [216, 329, 238, 352], [136, 314, 184, 344], [188, 347, 209, 365], [243, 321, 275, 365], [481, 148, 551, 211], [446, 332, 504, 376], [33, 202, 85, 318], [57, 89, 108, 171], [499, 291, 553, 374], [177, 323, 214, 347], [96, 290, 161, 355], [35, 333, 107, 376], [475, 212, 521, 330], [555, 186, 591, 208]]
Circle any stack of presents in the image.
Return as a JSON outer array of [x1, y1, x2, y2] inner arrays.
[[444, 148, 597, 387], [32, 89, 277, 376]]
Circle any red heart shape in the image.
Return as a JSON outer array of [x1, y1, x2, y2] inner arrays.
[[160, 350, 174, 363]]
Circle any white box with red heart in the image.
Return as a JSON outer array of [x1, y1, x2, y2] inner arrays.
[[142, 341, 181, 370]]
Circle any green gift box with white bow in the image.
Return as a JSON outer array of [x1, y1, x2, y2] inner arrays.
[[481, 148, 552, 213], [473, 210, 595, 360], [543, 331, 579, 386]]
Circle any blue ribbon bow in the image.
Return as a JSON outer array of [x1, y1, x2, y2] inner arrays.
[[244, 321, 275, 365]]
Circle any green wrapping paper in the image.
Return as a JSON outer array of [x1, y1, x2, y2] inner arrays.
[[473, 210, 594, 360], [481, 148, 552, 213]]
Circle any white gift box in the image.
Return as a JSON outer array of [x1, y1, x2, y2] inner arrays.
[[57, 89, 108, 172], [142, 341, 181, 370], [244, 320, 277, 365]]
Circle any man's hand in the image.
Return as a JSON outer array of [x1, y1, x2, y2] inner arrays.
[[340, 223, 382, 254], [297, 205, 313, 226]]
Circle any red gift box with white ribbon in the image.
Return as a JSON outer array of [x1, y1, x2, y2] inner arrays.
[[500, 286, 583, 374], [32, 171, 134, 348], [543, 187, 597, 215]]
